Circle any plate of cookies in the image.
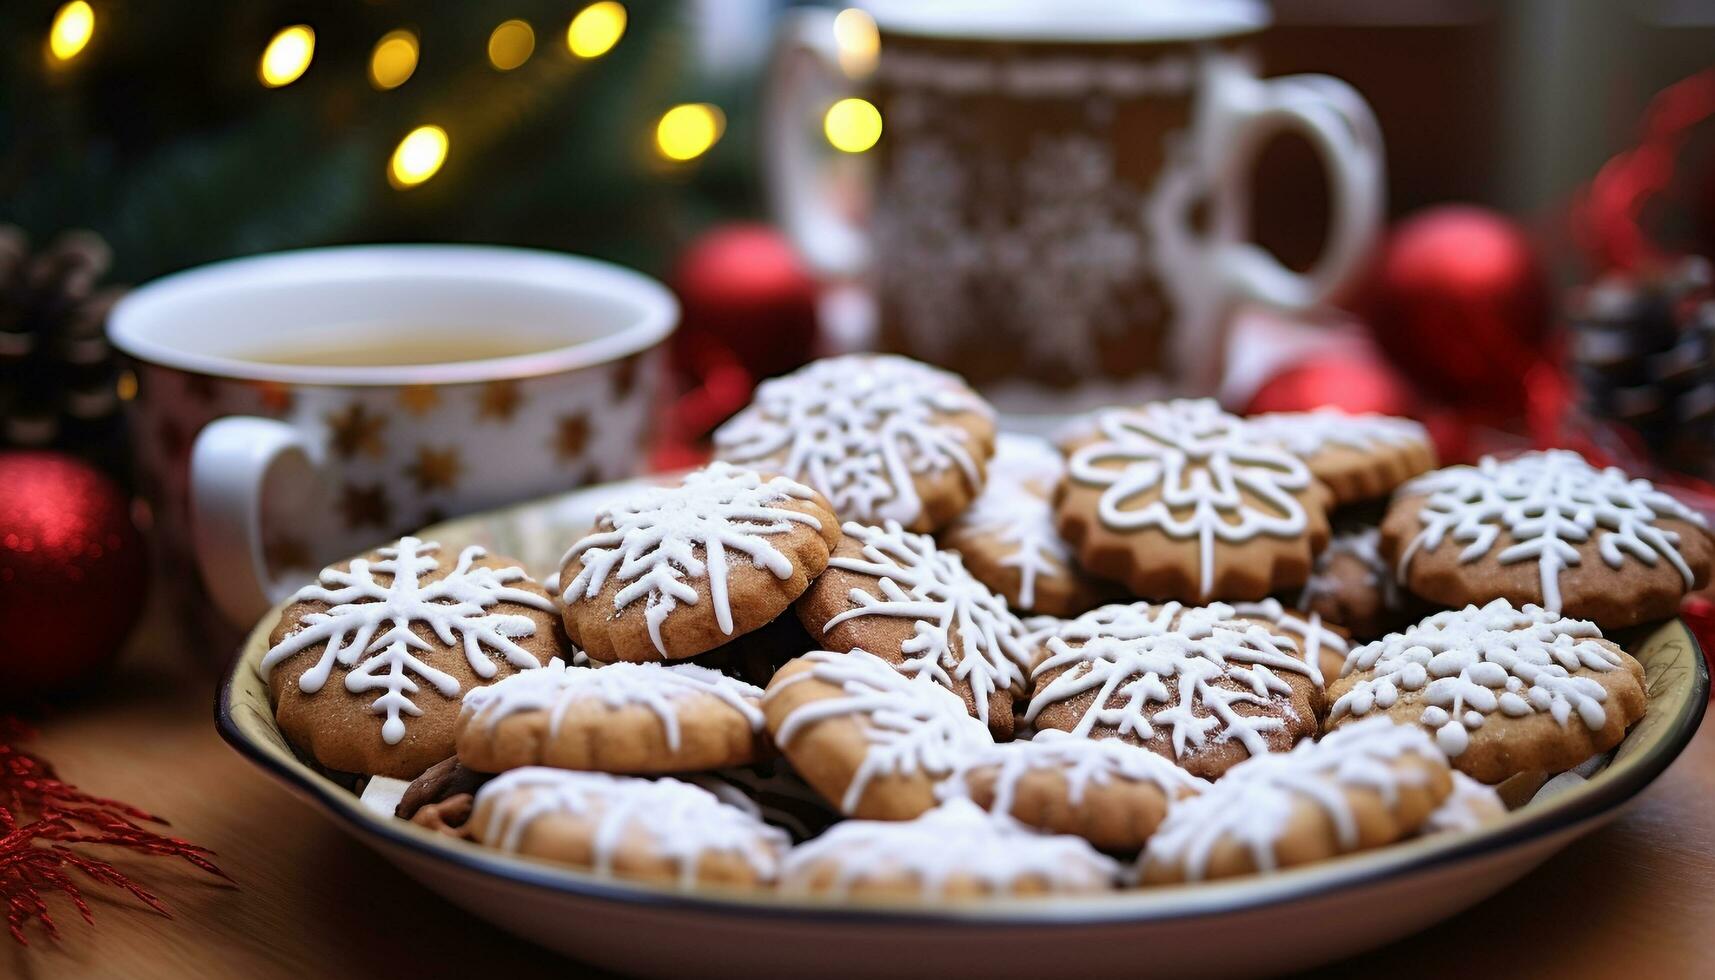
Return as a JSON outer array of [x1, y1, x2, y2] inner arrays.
[[218, 354, 1710, 978]]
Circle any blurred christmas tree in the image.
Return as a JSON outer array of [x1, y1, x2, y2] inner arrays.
[[0, 0, 765, 284]]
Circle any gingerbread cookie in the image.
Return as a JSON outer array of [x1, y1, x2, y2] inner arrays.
[[263, 537, 560, 779], [763, 649, 992, 819], [559, 463, 841, 662], [1423, 771, 1508, 834], [1245, 408, 1436, 505], [713, 354, 996, 532], [1383, 450, 1713, 629], [1139, 717, 1452, 883], [780, 798, 1119, 899], [467, 767, 789, 888], [456, 657, 767, 774], [796, 520, 1030, 737], [957, 731, 1208, 851], [1026, 602, 1320, 779], [1299, 518, 1427, 640], [1057, 399, 1331, 602], [1229, 598, 1348, 698], [940, 433, 1111, 617], [1327, 600, 1648, 783]]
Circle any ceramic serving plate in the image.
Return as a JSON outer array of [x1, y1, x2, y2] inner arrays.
[[217, 480, 1709, 978]]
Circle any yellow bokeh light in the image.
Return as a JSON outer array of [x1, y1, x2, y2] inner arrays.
[[259, 25, 315, 88], [389, 125, 448, 189], [655, 103, 724, 163], [488, 19, 536, 70], [368, 30, 418, 90], [832, 8, 879, 78], [48, 1, 95, 64], [567, 2, 626, 59], [823, 97, 882, 153]]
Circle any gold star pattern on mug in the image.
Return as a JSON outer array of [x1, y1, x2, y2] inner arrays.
[[407, 445, 463, 492], [612, 356, 639, 399], [552, 413, 590, 463], [326, 403, 389, 459], [399, 385, 441, 417], [478, 380, 523, 421], [339, 482, 393, 530]]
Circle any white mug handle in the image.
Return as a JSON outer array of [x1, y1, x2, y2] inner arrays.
[[1200, 57, 1385, 309], [763, 7, 869, 278], [190, 416, 320, 625]]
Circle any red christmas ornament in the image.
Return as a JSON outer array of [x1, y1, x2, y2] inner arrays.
[[0, 452, 146, 699], [1243, 354, 1416, 418], [1353, 206, 1552, 414]]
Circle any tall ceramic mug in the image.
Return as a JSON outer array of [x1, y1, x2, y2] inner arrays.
[[766, 0, 1383, 413], [107, 245, 675, 636]]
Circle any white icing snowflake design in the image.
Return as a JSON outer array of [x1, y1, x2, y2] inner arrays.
[[1329, 600, 1628, 757], [780, 798, 1119, 897], [955, 730, 1208, 815], [475, 768, 789, 888], [711, 355, 992, 529], [1026, 602, 1313, 761], [1229, 597, 1346, 689], [768, 649, 993, 813], [945, 433, 1072, 611], [1144, 717, 1442, 880], [1067, 399, 1317, 598], [459, 657, 765, 751], [1244, 408, 1429, 458], [561, 463, 825, 655], [262, 537, 554, 746], [1399, 450, 1709, 612], [822, 520, 1030, 725], [1424, 770, 1507, 834]]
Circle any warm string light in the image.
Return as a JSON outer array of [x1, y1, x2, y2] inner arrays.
[[824, 97, 882, 153], [259, 25, 315, 88], [390, 125, 449, 188], [369, 29, 418, 90], [832, 8, 879, 78], [488, 19, 536, 71], [567, 2, 626, 59], [656, 103, 724, 162], [47, 1, 95, 65]]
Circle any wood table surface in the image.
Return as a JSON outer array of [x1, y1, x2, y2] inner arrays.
[[9, 601, 1715, 980]]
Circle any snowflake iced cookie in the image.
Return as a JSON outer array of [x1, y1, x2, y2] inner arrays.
[[263, 537, 561, 779], [763, 649, 993, 819], [1423, 771, 1508, 834], [1381, 450, 1713, 629], [1298, 519, 1428, 641], [1025, 601, 1321, 779], [1138, 718, 1452, 883], [939, 433, 1113, 617], [1325, 600, 1647, 783], [1056, 399, 1331, 602], [780, 798, 1120, 899], [455, 657, 767, 775], [796, 520, 1031, 738], [559, 463, 841, 663], [1229, 598, 1350, 701], [712, 354, 997, 532], [1245, 408, 1436, 505], [955, 731, 1209, 852], [466, 768, 789, 889]]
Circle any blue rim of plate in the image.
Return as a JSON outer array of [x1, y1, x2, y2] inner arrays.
[[216, 620, 1707, 929]]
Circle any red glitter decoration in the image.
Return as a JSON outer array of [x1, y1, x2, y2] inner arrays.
[[0, 716, 226, 945]]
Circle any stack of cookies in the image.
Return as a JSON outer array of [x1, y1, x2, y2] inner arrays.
[[259, 353, 1710, 898]]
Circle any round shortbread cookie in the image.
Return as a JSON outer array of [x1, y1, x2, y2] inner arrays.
[[559, 462, 841, 663], [1423, 770, 1508, 835], [1244, 408, 1437, 505]]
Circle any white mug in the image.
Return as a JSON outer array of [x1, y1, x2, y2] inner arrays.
[[765, 0, 1384, 412], [108, 245, 676, 632]]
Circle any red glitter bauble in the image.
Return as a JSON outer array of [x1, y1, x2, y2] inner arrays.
[[0, 452, 146, 698]]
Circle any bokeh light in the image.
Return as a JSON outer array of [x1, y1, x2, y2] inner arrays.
[[823, 97, 882, 153], [655, 103, 724, 162], [368, 30, 419, 90], [488, 19, 536, 71], [48, 1, 95, 64], [390, 125, 449, 188], [832, 8, 879, 78], [259, 25, 315, 88], [567, 2, 626, 59]]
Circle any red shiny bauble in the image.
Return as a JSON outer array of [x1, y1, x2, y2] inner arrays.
[[0, 452, 146, 699], [671, 223, 818, 385], [1243, 354, 1417, 418], [1353, 205, 1552, 412]]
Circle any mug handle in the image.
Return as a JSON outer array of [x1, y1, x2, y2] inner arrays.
[[1201, 58, 1385, 309], [190, 415, 320, 626], [763, 7, 869, 278]]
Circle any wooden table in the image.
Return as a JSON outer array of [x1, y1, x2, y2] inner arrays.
[[10, 602, 1714, 980]]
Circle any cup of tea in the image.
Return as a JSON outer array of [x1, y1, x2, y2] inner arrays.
[[108, 245, 676, 631], [765, 0, 1383, 413]]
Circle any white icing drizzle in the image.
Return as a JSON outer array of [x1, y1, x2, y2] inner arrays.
[[1229, 598, 1346, 689], [1244, 408, 1429, 458], [1330, 600, 1627, 758], [767, 649, 992, 814], [1025, 602, 1312, 761], [1143, 717, 1441, 880], [474, 767, 788, 887], [262, 538, 553, 746], [1066, 399, 1315, 598], [821, 520, 1030, 724], [712, 354, 993, 528], [1301, 522, 1404, 620], [1399, 450, 1709, 613], [459, 657, 764, 751], [1423, 770, 1507, 834], [780, 798, 1119, 897], [561, 462, 824, 655], [956, 730, 1208, 818], [944, 433, 1072, 610]]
